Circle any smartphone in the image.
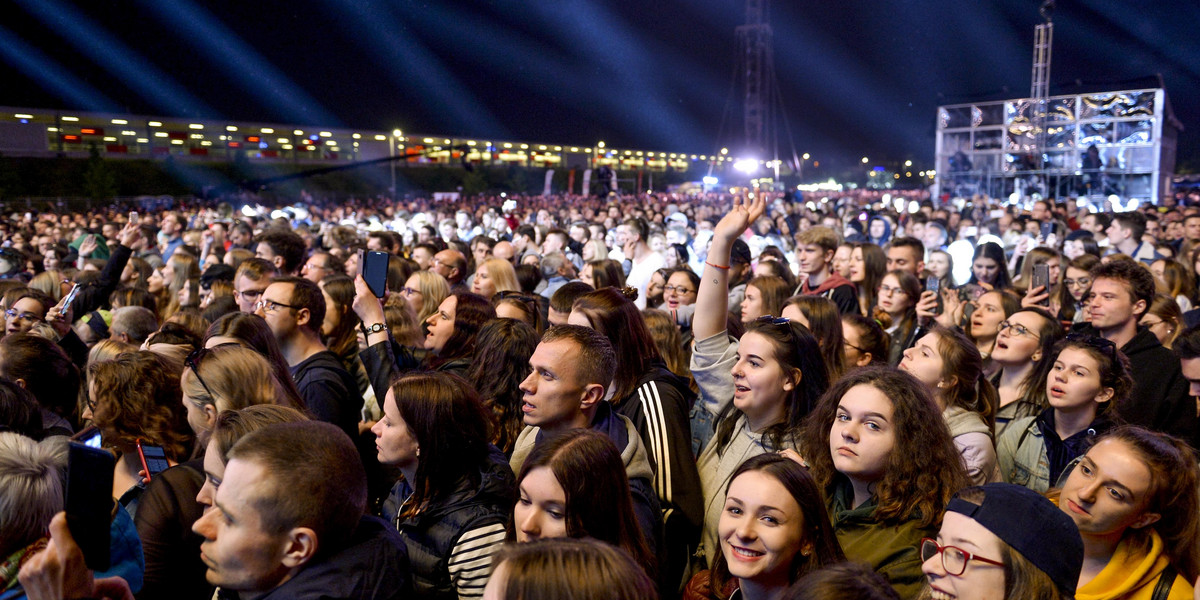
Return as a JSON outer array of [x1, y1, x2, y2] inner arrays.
[[61, 283, 82, 310], [136, 439, 170, 482], [72, 425, 102, 449], [925, 276, 942, 315], [1040, 221, 1054, 239], [129, 211, 138, 223], [66, 442, 114, 571], [360, 250, 389, 298], [1032, 264, 1051, 306]]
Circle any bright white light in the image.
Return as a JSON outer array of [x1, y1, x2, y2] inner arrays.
[[227, 126, 238, 132], [947, 240, 975, 286], [802, 153, 810, 160], [261, 128, 274, 134], [241, 205, 257, 217], [61, 116, 79, 122], [978, 234, 1004, 248], [111, 119, 127, 125], [908, 201, 921, 214], [1009, 192, 1021, 205], [861, 157, 869, 163], [904, 160, 913, 167], [702, 176, 719, 185], [189, 123, 203, 129], [733, 158, 759, 174]]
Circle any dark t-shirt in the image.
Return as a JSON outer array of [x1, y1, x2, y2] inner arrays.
[[291, 350, 363, 441]]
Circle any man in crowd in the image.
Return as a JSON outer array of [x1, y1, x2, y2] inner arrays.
[[1170, 327, 1200, 449], [258, 276, 362, 440], [794, 226, 858, 314], [886, 236, 926, 279], [432, 248, 469, 293], [548, 281, 592, 326], [410, 243, 437, 271], [109, 306, 158, 346], [233, 258, 278, 313], [1078, 260, 1196, 441], [158, 212, 185, 261], [300, 251, 343, 284], [620, 218, 664, 309], [508, 325, 661, 552], [538, 252, 575, 300], [255, 228, 307, 276]]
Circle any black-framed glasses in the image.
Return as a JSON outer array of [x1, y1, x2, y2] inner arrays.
[[920, 538, 1004, 576], [4, 309, 42, 323], [1064, 332, 1118, 360], [998, 320, 1040, 340], [663, 285, 695, 295], [878, 284, 908, 297], [235, 288, 265, 301], [185, 348, 217, 400], [255, 298, 300, 313], [1064, 277, 1092, 289]]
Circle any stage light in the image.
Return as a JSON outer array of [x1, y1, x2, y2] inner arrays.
[[189, 123, 203, 129], [261, 128, 274, 134], [802, 153, 810, 160], [226, 125, 238, 132], [319, 131, 331, 137], [111, 119, 127, 125], [61, 116, 79, 121], [904, 160, 912, 167], [702, 176, 718, 185], [861, 157, 868, 163], [733, 158, 759, 174]]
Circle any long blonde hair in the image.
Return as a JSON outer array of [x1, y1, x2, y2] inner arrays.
[[181, 345, 295, 415]]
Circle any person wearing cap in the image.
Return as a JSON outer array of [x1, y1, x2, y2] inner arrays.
[[922, 482, 1084, 600], [1051, 426, 1198, 600], [726, 238, 754, 309]]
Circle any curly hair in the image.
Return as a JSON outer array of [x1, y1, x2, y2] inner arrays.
[[467, 318, 538, 454], [89, 351, 194, 461], [801, 366, 967, 528]]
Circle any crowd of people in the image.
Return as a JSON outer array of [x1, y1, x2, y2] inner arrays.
[[0, 186, 1199, 600]]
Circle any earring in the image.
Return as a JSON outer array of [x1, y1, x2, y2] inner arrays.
[[415, 448, 420, 458]]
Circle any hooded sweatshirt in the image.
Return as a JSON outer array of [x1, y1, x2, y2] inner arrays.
[[796, 271, 860, 315], [942, 406, 998, 485], [1075, 530, 1194, 600]]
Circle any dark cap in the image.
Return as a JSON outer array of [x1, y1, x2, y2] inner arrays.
[[200, 264, 236, 290], [730, 239, 752, 265], [946, 483, 1083, 596]]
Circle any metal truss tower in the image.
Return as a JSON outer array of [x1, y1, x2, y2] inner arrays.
[[1030, 2, 1054, 162], [737, 0, 774, 156]]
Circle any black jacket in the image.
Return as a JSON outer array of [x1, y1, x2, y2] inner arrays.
[[1073, 324, 1197, 445], [291, 350, 363, 441], [219, 515, 412, 600], [616, 363, 702, 588], [383, 446, 514, 600], [134, 460, 208, 600]]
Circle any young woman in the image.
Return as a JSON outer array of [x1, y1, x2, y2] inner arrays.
[[922, 483, 1084, 600], [1058, 254, 1100, 324], [179, 344, 298, 439], [990, 307, 1064, 435], [782, 296, 846, 382], [372, 371, 514, 600], [204, 312, 305, 409], [692, 194, 831, 570], [840, 313, 889, 368], [849, 243, 887, 316], [875, 270, 921, 366], [1151, 258, 1195, 313], [511, 429, 655, 579], [967, 290, 1021, 370], [800, 367, 968, 599], [664, 268, 701, 313], [1141, 294, 1183, 349], [684, 454, 845, 600], [569, 286, 702, 584], [466, 318, 538, 456], [88, 351, 195, 518], [318, 274, 373, 403], [968, 242, 1013, 291], [1013, 247, 1061, 294], [401, 270, 450, 323], [925, 249, 954, 290], [581, 258, 626, 290], [996, 335, 1132, 493], [899, 325, 1000, 485], [416, 291, 495, 378], [740, 275, 791, 323], [484, 538, 658, 600], [642, 308, 696, 395], [1052, 426, 1199, 599], [471, 257, 520, 299]]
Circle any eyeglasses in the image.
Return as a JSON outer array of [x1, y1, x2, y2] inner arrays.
[[235, 288, 264, 301], [1064, 332, 1118, 360], [878, 284, 908, 297], [254, 298, 300, 313], [1064, 277, 1092, 289], [4, 309, 42, 323], [663, 285, 695, 295], [184, 348, 217, 400], [302, 262, 329, 272], [998, 321, 1040, 340], [920, 538, 1004, 576], [401, 286, 421, 296]]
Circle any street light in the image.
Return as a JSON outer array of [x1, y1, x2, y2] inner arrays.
[[861, 157, 869, 164], [390, 129, 403, 199]]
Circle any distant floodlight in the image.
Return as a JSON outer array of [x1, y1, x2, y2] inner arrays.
[[733, 158, 759, 174], [908, 201, 921, 214], [241, 205, 257, 217], [861, 157, 869, 163], [702, 176, 718, 185], [1008, 192, 1021, 205]]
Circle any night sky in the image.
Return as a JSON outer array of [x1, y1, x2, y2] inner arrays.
[[2, 0, 1198, 174]]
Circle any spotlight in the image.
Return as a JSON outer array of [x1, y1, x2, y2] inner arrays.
[[733, 158, 759, 174]]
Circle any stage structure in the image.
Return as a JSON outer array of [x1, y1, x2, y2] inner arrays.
[[934, 1, 1181, 207]]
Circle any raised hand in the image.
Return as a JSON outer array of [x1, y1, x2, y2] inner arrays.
[[713, 192, 767, 243]]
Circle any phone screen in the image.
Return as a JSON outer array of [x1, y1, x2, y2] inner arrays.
[[137, 440, 170, 481], [362, 251, 389, 298]]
